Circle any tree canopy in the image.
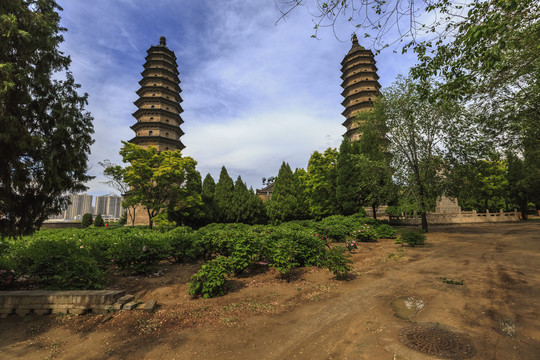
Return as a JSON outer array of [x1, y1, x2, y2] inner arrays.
[[119, 142, 202, 229], [0, 1, 94, 237]]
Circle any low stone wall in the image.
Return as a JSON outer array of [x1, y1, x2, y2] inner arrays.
[[390, 210, 520, 226], [0, 290, 135, 317]]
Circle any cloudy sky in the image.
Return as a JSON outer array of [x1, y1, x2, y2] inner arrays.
[[56, 0, 418, 196]]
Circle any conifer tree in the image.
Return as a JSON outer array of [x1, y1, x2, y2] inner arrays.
[[304, 148, 338, 219], [94, 213, 105, 227], [267, 162, 308, 223], [214, 166, 235, 223], [201, 173, 216, 223], [335, 138, 363, 215], [232, 176, 251, 223]]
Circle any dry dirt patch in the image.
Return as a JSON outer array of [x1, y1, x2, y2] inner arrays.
[[1, 223, 539, 359]]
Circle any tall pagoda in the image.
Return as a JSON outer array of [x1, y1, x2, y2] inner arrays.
[[340, 35, 381, 141], [129, 36, 185, 151]]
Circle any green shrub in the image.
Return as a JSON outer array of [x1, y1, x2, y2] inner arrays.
[[81, 213, 93, 228], [94, 213, 105, 227], [168, 226, 198, 262], [315, 215, 353, 242], [350, 224, 377, 242], [270, 225, 325, 267], [188, 256, 232, 298], [108, 230, 171, 274], [270, 237, 299, 277], [396, 230, 426, 247], [324, 246, 353, 280], [375, 224, 398, 239], [12, 235, 107, 289]]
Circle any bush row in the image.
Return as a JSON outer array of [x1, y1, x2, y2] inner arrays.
[[0, 214, 399, 292]]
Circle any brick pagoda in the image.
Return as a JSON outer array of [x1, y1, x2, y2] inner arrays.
[[340, 35, 381, 141], [129, 36, 185, 151]]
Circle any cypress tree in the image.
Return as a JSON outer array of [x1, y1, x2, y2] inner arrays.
[[94, 213, 105, 227], [267, 162, 308, 223], [201, 173, 216, 223], [214, 166, 234, 222]]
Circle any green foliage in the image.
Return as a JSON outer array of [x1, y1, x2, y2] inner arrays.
[[11, 235, 107, 289], [94, 214, 105, 227], [188, 255, 232, 298], [315, 215, 358, 242], [0, 1, 94, 237], [269, 237, 299, 277], [81, 213, 93, 228], [303, 148, 339, 219], [201, 173, 216, 224], [270, 225, 325, 267], [119, 142, 202, 229], [336, 138, 363, 215], [266, 162, 309, 223], [108, 230, 172, 274], [441, 277, 464, 285], [396, 231, 426, 247], [214, 166, 235, 223], [375, 224, 398, 239], [324, 246, 353, 280], [350, 224, 377, 242], [168, 226, 197, 262]]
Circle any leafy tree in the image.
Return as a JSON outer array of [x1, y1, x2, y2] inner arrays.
[[214, 166, 235, 223], [0, 1, 94, 237], [355, 103, 396, 219], [119, 142, 202, 229], [506, 151, 540, 220], [303, 148, 338, 219], [81, 213, 93, 228], [382, 76, 463, 231], [335, 138, 362, 215], [267, 162, 309, 223], [94, 213, 104, 227]]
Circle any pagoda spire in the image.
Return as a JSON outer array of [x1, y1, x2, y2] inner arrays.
[[340, 36, 380, 141], [129, 36, 185, 151]]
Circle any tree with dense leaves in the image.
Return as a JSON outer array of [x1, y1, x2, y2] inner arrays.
[[231, 176, 267, 224], [354, 103, 396, 219], [382, 76, 464, 232], [506, 151, 540, 220], [201, 173, 217, 224], [81, 213, 93, 228], [267, 162, 309, 223], [119, 142, 202, 229], [0, 1, 94, 237], [303, 148, 338, 219], [214, 166, 235, 223], [93, 213, 104, 227], [335, 138, 363, 215]]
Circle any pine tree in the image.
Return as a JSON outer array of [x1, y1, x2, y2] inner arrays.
[[81, 213, 93, 228], [214, 166, 234, 223], [267, 162, 308, 223], [232, 176, 251, 223]]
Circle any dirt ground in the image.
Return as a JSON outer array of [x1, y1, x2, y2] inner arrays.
[[0, 222, 539, 360]]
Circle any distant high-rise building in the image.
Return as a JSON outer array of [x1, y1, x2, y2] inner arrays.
[[129, 36, 185, 151], [64, 193, 93, 220], [94, 195, 123, 220], [340, 35, 381, 141]]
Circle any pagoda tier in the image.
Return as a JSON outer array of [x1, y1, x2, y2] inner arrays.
[[129, 36, 185, 152], [340, 36, 381, 142]]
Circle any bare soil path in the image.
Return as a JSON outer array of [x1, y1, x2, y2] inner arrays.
[[1, 223, 539, 359]]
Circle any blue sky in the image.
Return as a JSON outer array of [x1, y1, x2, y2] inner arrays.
[[56, 0, 417, 196]]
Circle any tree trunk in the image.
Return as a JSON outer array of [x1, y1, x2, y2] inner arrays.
[[147, 209, 153, 229], [372, 205, 377, 220], [421, 212, 429, 232], [520, 202, 528, 221]]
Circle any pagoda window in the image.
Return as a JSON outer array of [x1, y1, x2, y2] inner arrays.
[[150, 117, 154, 120], [149, 131, 153, 136], [151, 105, 155, 108], [165, 132, 169, 137], [166, 119, 169, 123]]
